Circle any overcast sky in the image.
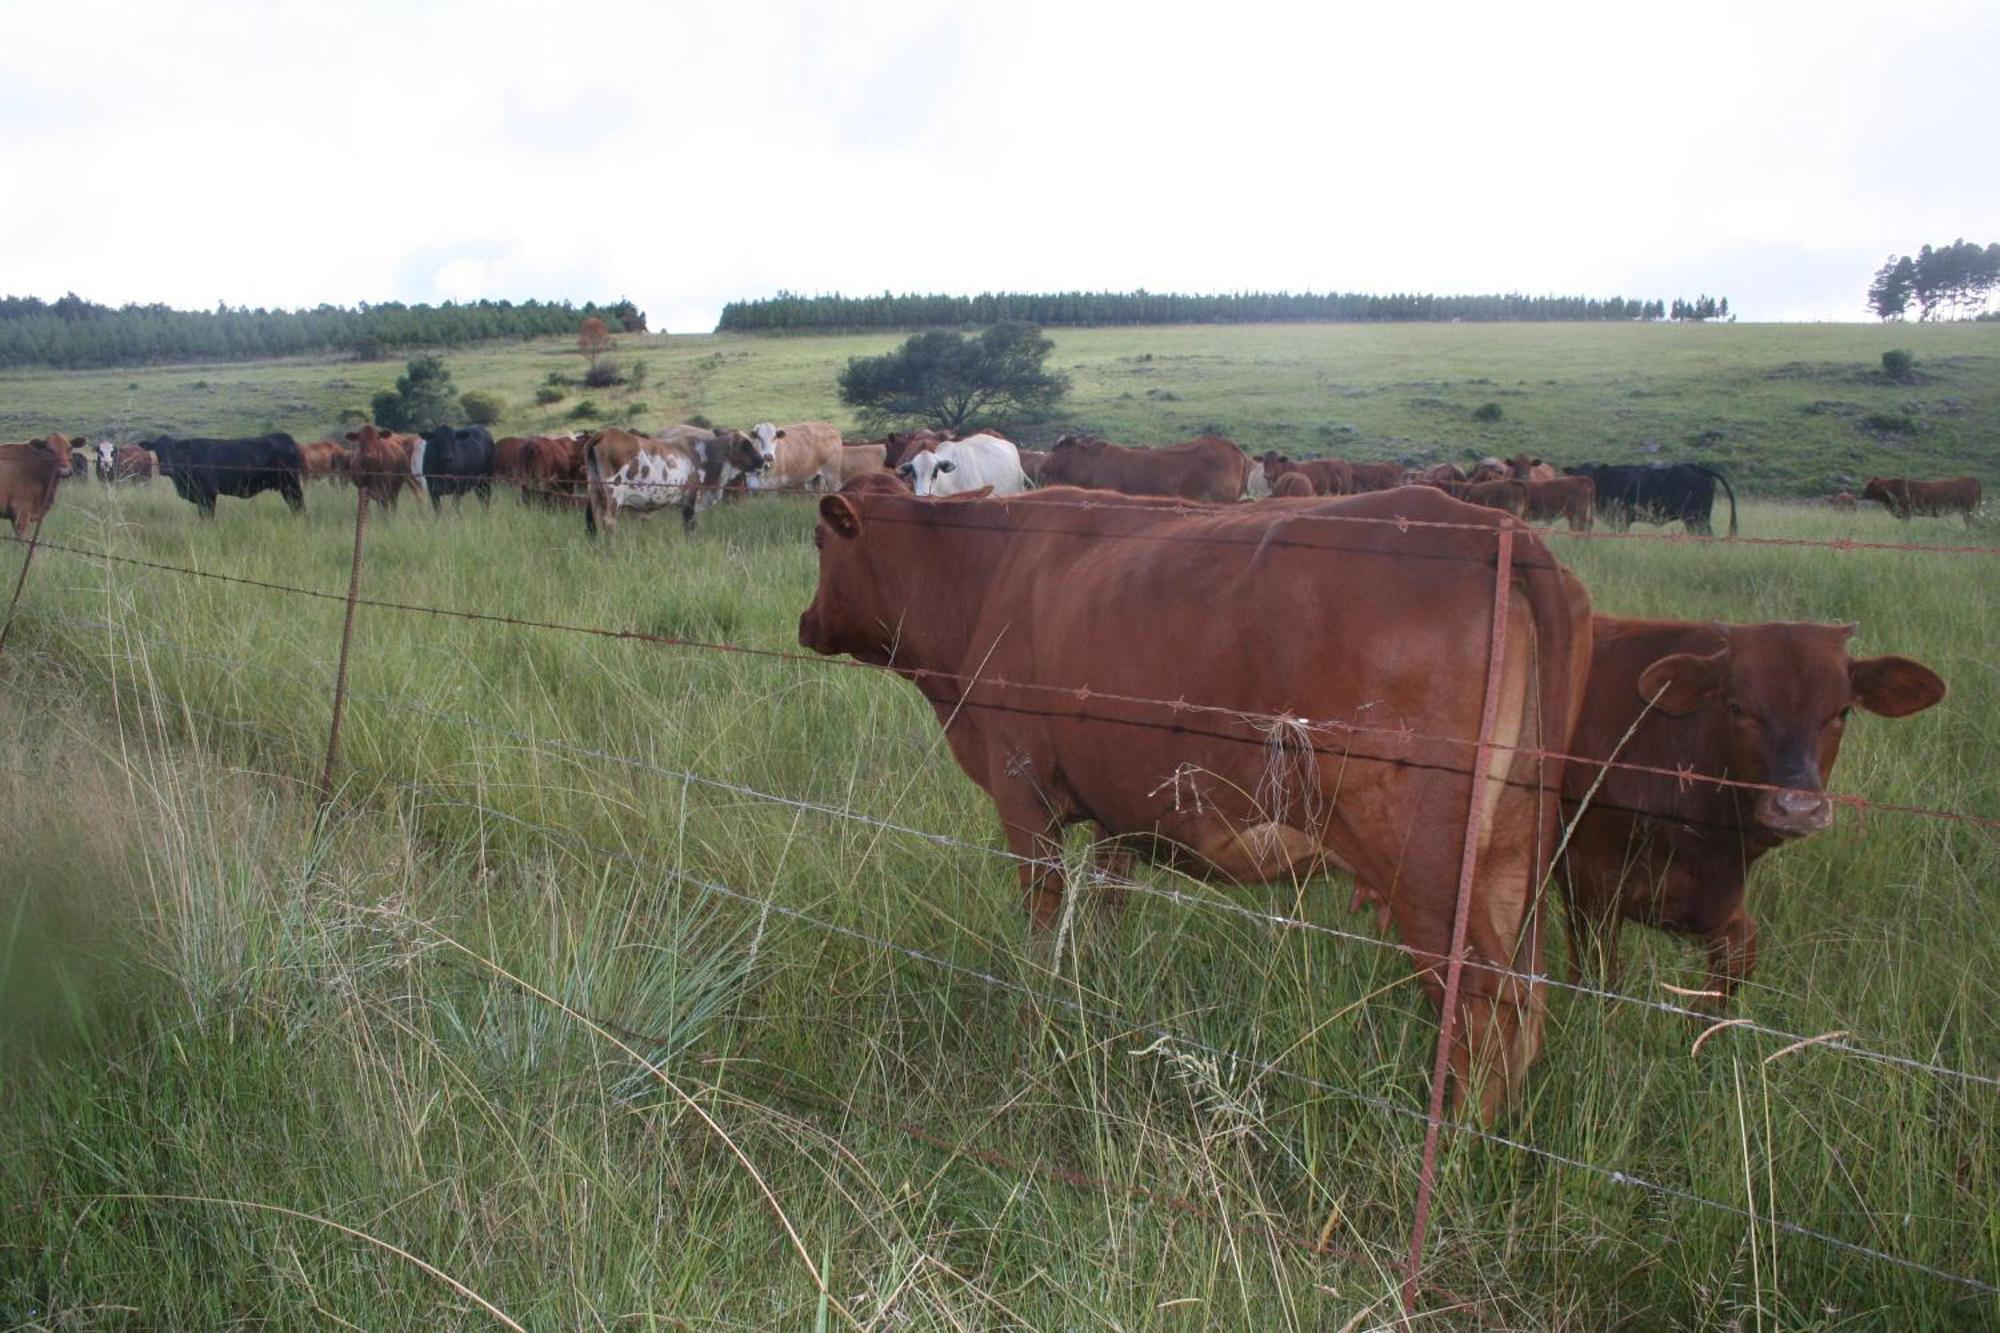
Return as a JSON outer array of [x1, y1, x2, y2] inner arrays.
[[3, 0, 1994, 331]]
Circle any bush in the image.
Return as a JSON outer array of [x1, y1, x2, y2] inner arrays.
[[543, 370, 570, 387], [1881, 349, 1916, 382], [686, 413, 713, 429], [568, 399, 602, 421], [583, 357, 625, 388], [1472, 401, 1503, 422], [534, 385, 566, 405], [460, 390, 505, 425], [629, 360, 649, 390], [625, 401, 649, 419]]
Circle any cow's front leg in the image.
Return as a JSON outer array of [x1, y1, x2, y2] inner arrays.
[[1700, 908, 1757, 1007]]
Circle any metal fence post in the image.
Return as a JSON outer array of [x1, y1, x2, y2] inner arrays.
[[0, 512, 49, 661], [1403, 523, 1516, 1313], [317, 481, 371, 812]]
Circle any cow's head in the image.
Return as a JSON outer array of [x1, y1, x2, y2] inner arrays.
[[1636, 622, 1945, 839], [1860, 478, 1892, 504], [1256, 451, 1294, 484], [897, 450, 957, 497], [712, 428, 765, 475], [94, 440, 114, 475], [799, 473, 916, 663], [27, 434, 73, 477]]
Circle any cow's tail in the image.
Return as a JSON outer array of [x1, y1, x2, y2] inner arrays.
[[410, 436, 430, 502], [1695, 465, 1738, 537]]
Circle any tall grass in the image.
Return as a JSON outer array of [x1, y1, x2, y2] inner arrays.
[[2, 480, 1995, 1329]]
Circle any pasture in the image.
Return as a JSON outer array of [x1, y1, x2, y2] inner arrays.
[[2, 457, 1995, 1328], [2, 320, 1998, 495]]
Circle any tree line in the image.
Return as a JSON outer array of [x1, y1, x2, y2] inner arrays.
[[0, 293, 648, 370], [1867, 240, 2000, 321], [715, 289, 1708, 331]]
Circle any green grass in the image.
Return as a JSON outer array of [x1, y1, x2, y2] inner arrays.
[[3, 321, 1998, 494], [1, 468, 1995, 1328]]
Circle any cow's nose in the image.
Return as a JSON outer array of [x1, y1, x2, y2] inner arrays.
[[1757, 788, 1834, 837]]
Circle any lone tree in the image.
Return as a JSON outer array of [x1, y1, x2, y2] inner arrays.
[[578, 316, 615, 361], [837, 321, 1070, 431], [370, 354, 461, 430]]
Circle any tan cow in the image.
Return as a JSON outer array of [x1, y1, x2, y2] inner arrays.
[[719, 421, 844, 492], [298, 440, 347, 481], [1522, 476, 1595, 531], [343, 426, 421, 510]]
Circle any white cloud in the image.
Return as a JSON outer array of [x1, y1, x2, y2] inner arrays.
[[2, 0, 1994, 329]]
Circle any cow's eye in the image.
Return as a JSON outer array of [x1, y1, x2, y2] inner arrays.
[[1726, 702, 1744, 717]]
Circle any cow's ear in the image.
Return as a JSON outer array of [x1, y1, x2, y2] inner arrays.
[[818, 494, 863, 540], [1850, 655, 1945, 718], [1636, 649, 1726, 716]]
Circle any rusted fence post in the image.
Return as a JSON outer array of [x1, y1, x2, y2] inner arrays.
[[317, 480, 371, 812], [1402, 523, 1516, 1313], [0, 512, 49, 661]]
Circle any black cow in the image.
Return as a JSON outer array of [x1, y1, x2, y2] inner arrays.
[[1561, 462, 1738, 536], [414, 425, 495, 510], [147, 433, 305, 517]]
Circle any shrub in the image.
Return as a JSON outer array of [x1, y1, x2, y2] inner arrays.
[[543, 370, 570, 387], [1472, 401, 1503, 422], [583, 357, 624, 388], [625, 401, 649, 418], [629, 360, 649, 389], [1881, 349, 1916, 383], [1860, 410, 1917, 434], [460, 390, 505, 425], [568, 399, 602, 421], [686, 413, 713, 429], [534, 385, 566, 405]]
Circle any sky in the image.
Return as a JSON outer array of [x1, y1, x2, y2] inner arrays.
[[2, 0, 1994, 332]]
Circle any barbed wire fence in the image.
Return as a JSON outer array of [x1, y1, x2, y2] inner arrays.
[[4, 473, 1996, 1315]]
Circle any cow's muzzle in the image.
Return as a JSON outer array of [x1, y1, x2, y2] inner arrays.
[[1754, 787, 1834, 839]]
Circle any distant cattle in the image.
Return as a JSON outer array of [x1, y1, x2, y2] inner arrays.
[[413, 425, 495, 509], [105, 444, 160, 484], [825, 442, 888, 487], [1042, 433, 1248, 504], [898, 434, 1028, 498], [583, 427, 703, 535], [343, 426, 421, 510], [493, 435, 534, 494], [147, 433, 305, 517], [801, 477, 1593, 1120], [1270, 470, 1316, 498], [1828, 490, 1857, 511], [1561, 462, 1737, 536], [1522, 476, 1595, 531], [1345, 460, 1406, 493], [1255, 452, 1351, 497], [1438, 478, 1528, 517], [882, 429, 948, 470], [1414, 461, 1466, 486], [1560, 618, 1945, 1005], [519, 434, 588, 508], [1016, 448, 1049, 485], [0, 434, 74, 537], [1861, 475, 1981, 524], [1466, 457, 1509, 484], [1508, 453, 1556, 483], [297, 440, 347, 482], [66, 446, 93, 484], [720, 421, 844, 492]]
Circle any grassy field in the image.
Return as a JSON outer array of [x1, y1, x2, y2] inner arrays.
[[2, 321, 1998, 495], [1, 442, 1995, 1329]]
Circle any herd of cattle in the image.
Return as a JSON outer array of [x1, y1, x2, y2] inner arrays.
[[0, 416, 1984, 1118]]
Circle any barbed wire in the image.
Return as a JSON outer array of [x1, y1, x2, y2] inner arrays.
[[15, 529, 1999, 833], [37, 609, 2000, 1093]]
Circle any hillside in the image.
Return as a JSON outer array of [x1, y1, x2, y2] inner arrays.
[[3, 321, 1996, 494]]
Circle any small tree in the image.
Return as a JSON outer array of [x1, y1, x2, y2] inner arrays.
[[371, 354, 463, 430], [579, 316, 614, 362], [1881, 349, 1916, 383], [837, 321, 1069, 431], [460, 390, 505, 425]]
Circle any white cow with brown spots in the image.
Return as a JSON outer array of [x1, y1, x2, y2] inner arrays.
[[582, 427, 703, 536]]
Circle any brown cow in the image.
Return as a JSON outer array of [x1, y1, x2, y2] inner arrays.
[[0, 434, 73, 537], [1861, 475, 1982, 524], [108, 445, 160, 484], [1829, 490, 1857, 511], [1270, 471, 1316, 498], [1255, 452, 1352, 497], [1415, 461, 1467, 486], [882, 429, 948, 470], [1466, 457, 1509, 484], [1522, 476, 1595, 531], [1346, 460, 1406, 493], [1042, 434, 1249, 504], [1016, 448, 1049, 485], [344, 425, 420, 510], [493, 435, 535, 494], [1559, 618, 1945, 1005], [297, 440, 347, 482], [801, 476, 1593, 1120], [1508, 453, 1557, 483], [519, 434, 588, 508], [1439, 478, 1529, 517]]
